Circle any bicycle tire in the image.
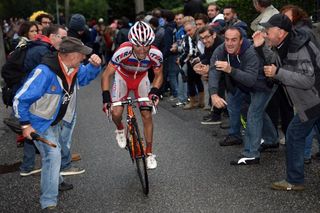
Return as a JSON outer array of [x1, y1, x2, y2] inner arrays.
[[131, 119, 149, 195]]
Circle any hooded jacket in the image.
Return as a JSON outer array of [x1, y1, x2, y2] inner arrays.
[[258, 29, 320, 122], [13, 52, 101, 133], [208, 38, 269, 96]]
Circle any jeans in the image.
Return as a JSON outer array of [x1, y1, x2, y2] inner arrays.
[[286, 114, 320, 184], [20, 115, 76, 172], [227, 88, 276, 158], [177, 70, 188, 103], [242, 90, 276, 158], [20, 139, 37, 172], [166, 55, 180, 97], [226, 88, 247, 137], [304, 126, 320, 159]]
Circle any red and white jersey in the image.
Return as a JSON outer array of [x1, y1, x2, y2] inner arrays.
[[111, 42, 163, 79]]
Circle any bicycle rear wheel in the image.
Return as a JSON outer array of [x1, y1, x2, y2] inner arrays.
[[132, 119, 149, 195]]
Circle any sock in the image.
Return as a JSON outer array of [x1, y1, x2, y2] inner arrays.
[[146, 142, 152, 155], [116, 123, 124, 130]]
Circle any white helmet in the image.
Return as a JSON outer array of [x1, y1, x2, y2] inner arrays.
[[128, 21, 155, 46]]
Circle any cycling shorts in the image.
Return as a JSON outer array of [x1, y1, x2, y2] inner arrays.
[[111, 70, 152, 108]]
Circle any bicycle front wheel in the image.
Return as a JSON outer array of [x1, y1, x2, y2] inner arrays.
[[132, 119, 149, 195]]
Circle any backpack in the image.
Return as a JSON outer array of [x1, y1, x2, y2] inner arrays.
[[1, 42, 33, 107]]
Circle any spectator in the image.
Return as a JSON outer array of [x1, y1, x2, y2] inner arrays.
[[68, 14, 92, 48], [254, 14, 320, 190], [114, 16, 130, 50], [209, 27, 276, 165], [13, 37, 102, 210], [223, 6, 248, 37], [251, 0, 279, 32], [280, 4, 320, 163], [35, 13, 53, 27], [20, 25, 86, 177], [207, 2, 225, 33], [16, 21, 38, 47], [171, 13, 188, 107], [193, 26, 224, 125], [162, 10, 180, 101], [178, 18, 205, 109]]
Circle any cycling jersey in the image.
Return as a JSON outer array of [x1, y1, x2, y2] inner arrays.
[[110, 42, 163, 104], [111, 41, 163, 79]]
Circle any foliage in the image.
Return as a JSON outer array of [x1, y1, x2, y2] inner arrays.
[[216, 0, 317, 27], [0, 0, 318, 24]]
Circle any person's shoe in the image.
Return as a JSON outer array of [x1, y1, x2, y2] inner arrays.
[[230, 157, 260, 165], [201, 114, 222, 125], [168, 96, 178, 102], [172, 101, 186, 107], [219, 135, 243, 146], [115, 129, 127, 149], [304, 158, 312, 164], [59, 182, 74, 191], [202, 113, 212, 121], [259, 143, 279, 152], [146, 154, 157, 169], [41, 205, 57, 212], [60, 167, 85, 176], [220, 119, 230, 129], [20, 168, 41, 177], [271, 180, 305, 191], [71, 153, 81, 162]]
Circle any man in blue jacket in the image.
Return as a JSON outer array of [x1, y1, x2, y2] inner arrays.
[[13, 37, 101, 210], [208, 27, 277, 165]]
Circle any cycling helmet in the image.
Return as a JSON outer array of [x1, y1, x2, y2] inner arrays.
[[128, 21, 155, 46]]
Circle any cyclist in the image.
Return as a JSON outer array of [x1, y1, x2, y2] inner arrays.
[[101, 21, 163, 169]]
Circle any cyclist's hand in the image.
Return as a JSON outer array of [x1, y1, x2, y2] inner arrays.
[[148, 94, 159, 106], [148, 87, 160, 106], [102, 103, 112, 116]]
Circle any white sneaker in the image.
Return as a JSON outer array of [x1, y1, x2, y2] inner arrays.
[[115, 129, 127, 149], [146, 154, 157, 169]]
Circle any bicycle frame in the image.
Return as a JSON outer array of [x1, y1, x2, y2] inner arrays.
[[111, 96, 152, 195]]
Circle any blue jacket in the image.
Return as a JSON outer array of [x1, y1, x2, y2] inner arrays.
[[13, 53, 101, 133]]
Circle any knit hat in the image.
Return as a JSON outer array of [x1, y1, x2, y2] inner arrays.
[[69, 14, 86, 31]]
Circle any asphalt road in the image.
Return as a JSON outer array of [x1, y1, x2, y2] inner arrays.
[[1, 77, 320, 213]]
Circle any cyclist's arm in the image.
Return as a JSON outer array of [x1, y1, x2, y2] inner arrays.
[[101, 62, 116, 91], [152, 65, 163, 89]]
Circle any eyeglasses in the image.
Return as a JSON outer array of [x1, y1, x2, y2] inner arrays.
[[200, 34, 212, 41]]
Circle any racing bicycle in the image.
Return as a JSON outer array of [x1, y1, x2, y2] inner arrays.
[[108, 96, 157, 195]]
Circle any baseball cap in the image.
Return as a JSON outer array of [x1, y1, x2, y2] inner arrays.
[[260, 14, 292, 32], [59, 37, 92, 55]]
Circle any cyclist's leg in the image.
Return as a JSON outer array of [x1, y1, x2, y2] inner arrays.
[[111, 72, 128, 129], [135, 73, 153, 154]]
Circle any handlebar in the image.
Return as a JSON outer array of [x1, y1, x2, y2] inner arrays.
[[108, 96, 158, 116], [111, 97, 151, 107]]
